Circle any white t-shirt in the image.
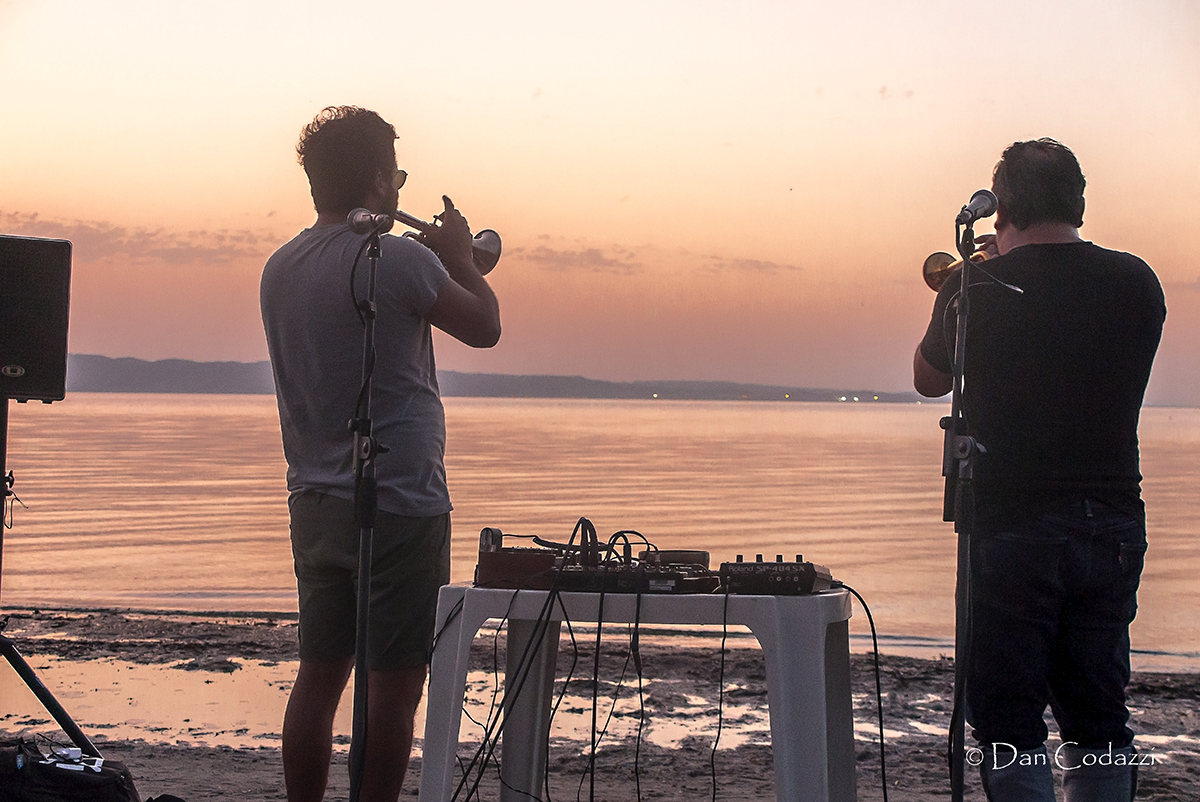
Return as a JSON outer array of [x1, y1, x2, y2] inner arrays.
[[261, 224, 452, 517]]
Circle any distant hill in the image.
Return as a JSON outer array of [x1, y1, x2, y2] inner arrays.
[[65, 354, 923, 403], [67, 354, 276, 395]]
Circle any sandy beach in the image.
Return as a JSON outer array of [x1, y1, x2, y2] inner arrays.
[[2, 609, 1197, 801]]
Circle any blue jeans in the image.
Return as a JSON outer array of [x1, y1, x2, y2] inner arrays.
[[967, 498, 1147, 751]]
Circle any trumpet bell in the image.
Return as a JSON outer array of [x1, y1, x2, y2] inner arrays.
[[923, 252, 957, 291], [923, 250, 988, 291], [472, 229, 501, 276]]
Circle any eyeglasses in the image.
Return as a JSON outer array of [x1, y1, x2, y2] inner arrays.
[[391, 168, 408, 191]]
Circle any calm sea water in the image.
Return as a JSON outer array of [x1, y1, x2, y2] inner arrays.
[[2, 394, 1197, 671]]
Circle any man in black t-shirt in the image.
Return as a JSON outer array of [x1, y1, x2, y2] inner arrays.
[[914, 139, 1165, 802]]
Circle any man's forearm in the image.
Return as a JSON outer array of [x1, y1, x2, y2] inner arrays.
[[444, 254, 499, 320], [424, 252, 502, 348], [913, 344, 953, 398], [443, 253, 496, 301]]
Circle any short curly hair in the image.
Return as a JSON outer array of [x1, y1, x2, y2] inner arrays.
[[296, 106, 397, 214], [992, 138, 1086, 231]]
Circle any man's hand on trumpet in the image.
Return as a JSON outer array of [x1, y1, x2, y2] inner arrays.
[[418, 196, 477, 277], [974, 233, 1000, 259], [420, 195, 502, 348]]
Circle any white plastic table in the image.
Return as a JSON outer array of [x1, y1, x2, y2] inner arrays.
[[418, 584, 856, 802]]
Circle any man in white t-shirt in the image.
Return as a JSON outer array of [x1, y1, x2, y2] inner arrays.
[[261, 105, 500, 802]]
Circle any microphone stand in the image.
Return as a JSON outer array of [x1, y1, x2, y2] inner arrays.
[[348, 222, 390, 802], [943, 221, 984, 802]]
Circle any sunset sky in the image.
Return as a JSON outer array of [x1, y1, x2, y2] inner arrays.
[[2, 0, 1197, 404]]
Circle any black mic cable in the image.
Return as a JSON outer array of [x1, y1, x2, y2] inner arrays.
[[833, 579, 889, 802]]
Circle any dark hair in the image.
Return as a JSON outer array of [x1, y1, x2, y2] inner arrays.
[[991, 138, 1086, 230], [296, 106, 397, 214]]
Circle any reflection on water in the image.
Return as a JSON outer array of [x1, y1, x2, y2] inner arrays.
[[0, 655, 303, 750], [2, 394, 1197, 670], [0, 632, 909, 751]]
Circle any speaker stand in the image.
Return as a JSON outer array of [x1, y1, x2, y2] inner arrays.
[[0, 396, 103, 758]]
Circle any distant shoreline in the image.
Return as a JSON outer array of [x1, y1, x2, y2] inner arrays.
[[63, 353, 925, 404]]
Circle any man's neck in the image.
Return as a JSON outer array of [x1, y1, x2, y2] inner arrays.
[[315, 210, 349, 227], [996, 222, 1083, 255]]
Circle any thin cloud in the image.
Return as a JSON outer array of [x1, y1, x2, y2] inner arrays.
[[1, 211, 274, 266], [510, 244, 643, 274], [1165, 277, 1200, 293], [702, 255, 802, 273], [509, 241, 802, 275]]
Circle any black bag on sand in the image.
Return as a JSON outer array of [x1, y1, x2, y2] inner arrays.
[[0, 740, 140, 802]]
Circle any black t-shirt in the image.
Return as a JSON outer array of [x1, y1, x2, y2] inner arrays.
[[920, 241, 1165, 526]]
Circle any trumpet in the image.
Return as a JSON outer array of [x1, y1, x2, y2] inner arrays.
[[392, 209, 502, 276], [922, 250, 990, 291]]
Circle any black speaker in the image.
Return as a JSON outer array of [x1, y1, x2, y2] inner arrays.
[[0, 235, 72, 402]]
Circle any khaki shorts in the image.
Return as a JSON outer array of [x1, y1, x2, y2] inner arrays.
[[289, 491, 451, 670]]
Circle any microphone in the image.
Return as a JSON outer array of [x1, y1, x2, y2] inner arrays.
[[347, 208, 394, 235], [956, 190, 998, 225]]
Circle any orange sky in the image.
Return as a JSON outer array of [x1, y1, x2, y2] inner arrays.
[[2, 0, 1198, 404]]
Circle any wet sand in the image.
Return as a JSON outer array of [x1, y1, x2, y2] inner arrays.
[[2, 609, 1197, 801]]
